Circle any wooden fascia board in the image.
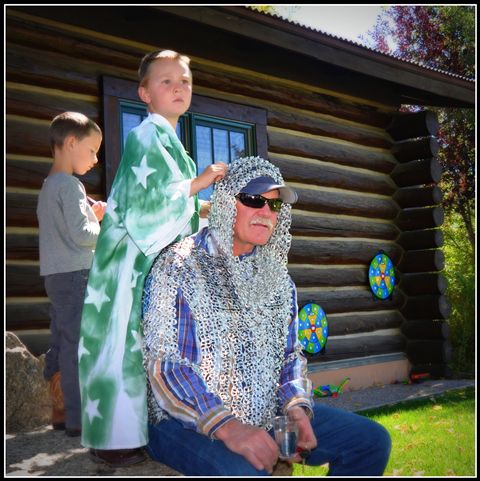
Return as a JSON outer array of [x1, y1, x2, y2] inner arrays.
[[155, 6, 474, 107]]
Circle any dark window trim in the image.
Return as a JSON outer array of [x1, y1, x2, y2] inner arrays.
[[102, 75, 267, 194]]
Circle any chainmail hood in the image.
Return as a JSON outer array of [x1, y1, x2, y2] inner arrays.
[[209, 155, 292, 260], [207, 156, 293, 306]]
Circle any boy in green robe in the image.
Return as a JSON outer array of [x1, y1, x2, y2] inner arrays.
[[79, 50, 227, 465]]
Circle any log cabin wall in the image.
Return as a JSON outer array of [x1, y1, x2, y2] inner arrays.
[[389, 111, 452, 378], [7, 6, 422, 374]]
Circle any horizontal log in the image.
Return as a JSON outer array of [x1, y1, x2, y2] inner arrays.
[[267, 109, 393, 150], [392, 137, 439, 163], [6, 115, 51, 157], [6, 42, 128, 97], [401, 294, 451, 320], [268, 129, 396, 174], [399, 272, 447, 296], [7, 189, 398, 229], [398, 249, 445, 274], [289, 266, 367, 288], [395, 206, 444, 231], [393, 185, 443, 208], [195, 69, 392, 129], [11, 330, 51, 357], [6, 159, 50, 190], [270, 154, 396, 195], [7, 235, 402, 269], [6, 193, 39, 228], [386, 110, 439, 141], [6, 158, 103, 193], [396, 229, 444, 250], [390, 158, 442, 187], [325, 310, 405, 336], [297, 288, 405, 315], [6, 85, 99, 122], [6, 301, 51, 331], [409, 363, 453, 379], [406, 339, 452, 364], [401, 320, 450, 340], [291, 212, 399, 240], [6, 19, 137, 73], [6, 264, 44, 297], [294, 187, 399, 219], [289, 238, 402, 265], [6, 233, 39, 261], [306, 334, 406, 363]]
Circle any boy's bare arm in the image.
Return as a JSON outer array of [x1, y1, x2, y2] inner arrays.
[[190, 163, 227, 196]]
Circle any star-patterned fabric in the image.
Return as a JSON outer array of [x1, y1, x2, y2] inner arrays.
[[79, 113, 199, 449]]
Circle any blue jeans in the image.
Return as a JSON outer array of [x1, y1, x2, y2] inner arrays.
[[147, 403, 391, 476], [43, 269, 90, 430]]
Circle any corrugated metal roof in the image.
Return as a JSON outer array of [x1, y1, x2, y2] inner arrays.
[[248, 6, 474, 83]]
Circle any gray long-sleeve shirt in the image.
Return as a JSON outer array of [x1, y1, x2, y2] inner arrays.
[[37, 172, 100, 276]]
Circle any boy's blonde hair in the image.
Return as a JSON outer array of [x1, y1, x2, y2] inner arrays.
[[49, 112, 102, 153], [138, 49, 191, 86]]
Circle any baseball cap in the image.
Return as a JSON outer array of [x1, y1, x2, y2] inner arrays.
[[239, 176, 298, 204]]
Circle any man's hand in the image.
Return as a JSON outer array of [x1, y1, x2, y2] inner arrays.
[[286, 406, 317, 464], [215, 418, 279, 473]]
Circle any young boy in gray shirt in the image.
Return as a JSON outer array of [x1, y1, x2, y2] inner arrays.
[[37, 112, 106, 436]]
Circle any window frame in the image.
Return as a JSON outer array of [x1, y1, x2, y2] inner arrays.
[[102, 75, 268, 195]]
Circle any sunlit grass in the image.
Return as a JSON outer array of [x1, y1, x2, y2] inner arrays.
[[292, 387, 475, 476]]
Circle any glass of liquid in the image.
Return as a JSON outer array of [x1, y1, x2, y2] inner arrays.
[[273, 415, 298, 460]]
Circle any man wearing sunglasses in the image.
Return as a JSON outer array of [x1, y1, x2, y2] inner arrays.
[[232, 175, 296, 257], [141, 156, 391, 476]]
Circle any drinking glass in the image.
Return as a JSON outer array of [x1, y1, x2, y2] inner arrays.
[[273, 415, 298, 460]]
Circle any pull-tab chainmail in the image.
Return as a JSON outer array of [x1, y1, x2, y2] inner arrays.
[[142, 157, 297, 430]]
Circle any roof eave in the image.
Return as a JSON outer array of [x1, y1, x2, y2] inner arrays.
[[156, 6, 474, 108]]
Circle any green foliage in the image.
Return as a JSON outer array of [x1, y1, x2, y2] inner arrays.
[[292, 387, 475, 476], [442, 210, 475, 373], [437, 108, 475, 249]]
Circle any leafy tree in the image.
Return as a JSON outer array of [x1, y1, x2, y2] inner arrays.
[[364, 6, 475, 249]]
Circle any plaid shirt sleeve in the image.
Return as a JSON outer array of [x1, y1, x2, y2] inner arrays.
[[277, 281, 314, 417], [148, 288, 235, 438]]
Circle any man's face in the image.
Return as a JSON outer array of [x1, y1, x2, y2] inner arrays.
[[232, 189, 280, 257]]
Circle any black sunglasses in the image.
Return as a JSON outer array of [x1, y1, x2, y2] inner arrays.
[[235, 193, 283, 213]]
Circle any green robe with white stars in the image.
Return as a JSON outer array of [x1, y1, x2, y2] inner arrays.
[[79, 113, 199, 449]]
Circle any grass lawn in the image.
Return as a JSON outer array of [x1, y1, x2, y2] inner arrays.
[[292, 387, 476, 477]]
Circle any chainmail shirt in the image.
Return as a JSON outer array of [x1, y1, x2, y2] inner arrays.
[[142, 157, 312, 435]]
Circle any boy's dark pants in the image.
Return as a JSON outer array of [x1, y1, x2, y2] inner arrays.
[[44, 269, 89, 430]]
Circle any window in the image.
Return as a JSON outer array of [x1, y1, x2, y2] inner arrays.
[[118, 105, 256, 200], [102, 76, 267, 198], [119, 100, 148, 148]]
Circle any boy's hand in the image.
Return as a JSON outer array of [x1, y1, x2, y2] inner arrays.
[[190, 162, 228, 195], [199, 201, 211, 219], [202, 162, 228, 185], [91, 200, 107, 222]]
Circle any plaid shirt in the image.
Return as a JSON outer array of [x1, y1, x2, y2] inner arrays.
[[148, 231, 313, 438]]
